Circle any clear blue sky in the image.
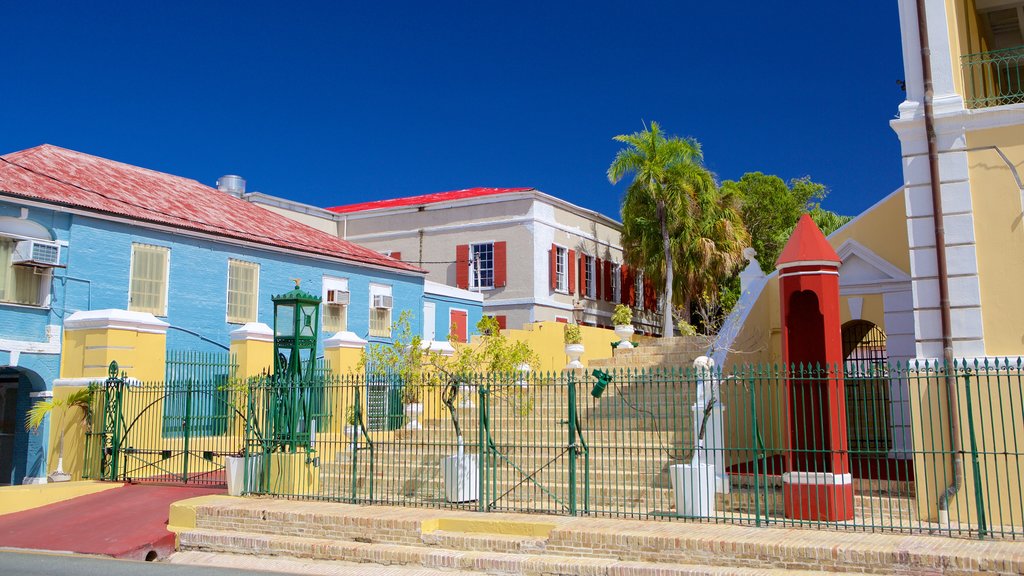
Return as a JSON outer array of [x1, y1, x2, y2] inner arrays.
[[3, 1, 906, 220]]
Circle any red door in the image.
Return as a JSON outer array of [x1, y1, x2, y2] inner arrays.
[[450, 310, 468, 343]]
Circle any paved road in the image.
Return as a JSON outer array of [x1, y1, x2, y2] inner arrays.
[[0, 551, 262, 576]]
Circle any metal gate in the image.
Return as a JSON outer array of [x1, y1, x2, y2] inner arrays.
[[86, 354, 244, 485]]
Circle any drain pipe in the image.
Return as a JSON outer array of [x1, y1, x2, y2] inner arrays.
[[915, 0, 962, 525]]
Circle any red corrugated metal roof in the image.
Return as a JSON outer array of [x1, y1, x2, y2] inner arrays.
[[327, 187, 535, 214], [775, 214, 840, 267], [0, 145, 423, 274]]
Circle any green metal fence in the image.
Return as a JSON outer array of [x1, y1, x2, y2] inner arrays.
[[962, 45, 1024, 108], [83, 352, 241, 485], [238, 359, 1024, 539]]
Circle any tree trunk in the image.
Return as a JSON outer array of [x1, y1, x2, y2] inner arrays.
[[659, 201, 673, 339]]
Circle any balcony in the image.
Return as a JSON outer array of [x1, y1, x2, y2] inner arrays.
[[961, 45, 1024, 108]]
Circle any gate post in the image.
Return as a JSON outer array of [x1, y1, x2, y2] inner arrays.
[[55, 310, 168, 481]]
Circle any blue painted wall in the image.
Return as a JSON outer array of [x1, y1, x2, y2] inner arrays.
[[424, 292, 483, 342], [0, 200, 425, 483]]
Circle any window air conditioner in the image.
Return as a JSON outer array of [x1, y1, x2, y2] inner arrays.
[[372, 294, 393, 309], [326, 289, 350, 305], [12, 240, 61, 267]]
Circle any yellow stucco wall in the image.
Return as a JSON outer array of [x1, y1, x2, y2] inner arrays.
[[966, 126, 1024, 356], [476, 321, 619, 373], [60, 327, 167, 382], [829, 190, 912, 276]]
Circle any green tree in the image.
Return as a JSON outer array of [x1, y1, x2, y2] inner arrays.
[[26, 385, 95, 479], [609, 122, 707, 338], [721, 173, 830, 269]]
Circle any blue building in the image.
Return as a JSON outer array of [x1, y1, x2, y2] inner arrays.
[[0, 144, 479, 485]]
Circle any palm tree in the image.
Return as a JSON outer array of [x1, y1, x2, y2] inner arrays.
[[609, 122, 705, 338], [25, 386, 95, 481]]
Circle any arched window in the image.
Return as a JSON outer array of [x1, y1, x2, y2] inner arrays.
[[0, 217, 54, 307], [842, 320, 890, 454]]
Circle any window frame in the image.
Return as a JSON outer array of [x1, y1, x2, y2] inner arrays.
[[469, 242, 495, 291], [368, 282, 393, 338], [583, 254, 595, 299], [322, 275, 349, 333], [554, 245, 568, 293], [612, 263, 622, 303], [128, 243, 170, 317], [225, 258, 260, 324]]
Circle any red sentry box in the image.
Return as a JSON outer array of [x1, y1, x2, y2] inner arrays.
[[782, 472, 854, 522]]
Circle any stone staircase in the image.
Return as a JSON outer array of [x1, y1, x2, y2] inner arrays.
[[172, 497, 1024, 575], [590, 336, 708, 369]]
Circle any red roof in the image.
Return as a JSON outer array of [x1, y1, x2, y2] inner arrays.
[[775, 214, 840, 268], [327, 187, 535, 214], [0, 145, 423, 274]]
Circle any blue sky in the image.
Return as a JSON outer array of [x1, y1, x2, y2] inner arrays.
[[3, 1, 906, 220]]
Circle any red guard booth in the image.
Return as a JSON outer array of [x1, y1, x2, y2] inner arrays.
[[776, 214, 853, 521]]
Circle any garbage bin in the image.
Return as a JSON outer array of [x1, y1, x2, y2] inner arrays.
[[670, 463, 716, 517]]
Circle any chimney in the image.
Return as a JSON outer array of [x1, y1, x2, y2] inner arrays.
[[216, 175, 246, 196]]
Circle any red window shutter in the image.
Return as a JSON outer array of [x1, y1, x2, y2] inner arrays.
[[556, 317, 569, 323], [567, 250, 576, 295], [391, 252, 401, 260], [594, 258, 602, 300], [456, 244, 470, 289], [549, 244, 557, 290], [495, 315, 507, 330], [624, 266, 635, 307], [494, 241, 507, 288]]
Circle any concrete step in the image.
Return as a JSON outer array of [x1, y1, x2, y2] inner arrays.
[[177, 527, 838, 576]]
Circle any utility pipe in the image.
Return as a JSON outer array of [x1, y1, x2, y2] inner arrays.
[[914, 0, 962, 525]]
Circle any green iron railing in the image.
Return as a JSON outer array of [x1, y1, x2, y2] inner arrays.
[[962, 45, 1024, 108], [87, 357, 1024, 540]]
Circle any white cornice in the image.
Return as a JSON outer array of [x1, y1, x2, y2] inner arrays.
[[244, 192, 339, 221], [229, 322, 274, 343], [324, 331, 368, 350], [64, 309, 170, 334], [0, 325, 61, 354]]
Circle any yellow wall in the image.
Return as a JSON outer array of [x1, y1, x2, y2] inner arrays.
[[474, 321, 619, 373], [60, 327, 167, 382], [966, 126, 1024, 356], [0, 481, 121, 515], [829, 190, 911, 276]]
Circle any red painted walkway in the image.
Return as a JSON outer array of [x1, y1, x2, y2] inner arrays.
[[0, 483, 224, 561]]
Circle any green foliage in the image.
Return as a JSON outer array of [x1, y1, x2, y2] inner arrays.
[[721, 172, 832, 268], [360, 310, 427, 403], [25, 385, 95, 433], [611, 304, 633, 326], [805, 206, 853, 237], [563, 323, 583, 345]]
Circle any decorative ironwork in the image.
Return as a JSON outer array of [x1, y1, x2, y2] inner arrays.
[[842, 321, 891, 454], [962, 45, 1024, 108]]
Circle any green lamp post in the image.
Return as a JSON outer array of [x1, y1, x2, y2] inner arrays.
[[268, 279, 322, 452]]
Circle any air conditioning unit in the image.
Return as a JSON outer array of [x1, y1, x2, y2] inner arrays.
[[326, 289, 350, 305], [372, 294, 393, 309], [12, 240, 61, 267]]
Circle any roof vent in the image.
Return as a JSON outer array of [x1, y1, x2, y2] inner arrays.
[[216, 175, 246, 196]]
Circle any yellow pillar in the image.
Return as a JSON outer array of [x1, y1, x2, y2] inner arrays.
[[228, 322, 274, 379], [53, 309, 169, 480], [323, 331, 368, 436]]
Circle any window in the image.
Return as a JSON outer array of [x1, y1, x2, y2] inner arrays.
[[612, 263, 622, 303], [469, 242, 494, 290], [635, 271, 644, 310], [0, 239, 44, 306], [368, 283, 392, 338], [555, 246, 568, 292], [226, 259, 259, 323], [322, 276, 349, 333], [583, 255, 595, 299], [129, 243, 169, 316]]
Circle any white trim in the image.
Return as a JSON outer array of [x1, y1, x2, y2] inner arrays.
[[21, 476, 47, 485], [782, 472, 853, 486], [228, 322, 273, 343], [29, 390, 53, 398], [127, 242, 170, 317], [64, 309, 170, 334], [323, 331, 368, 350], [778, 269, 840, 278], [485, 296, 577, 312], [421, 339, 455, 356], [0, 324, 61, 354], [225, 258, 260, 325], [424, 280, 483, 303], [0, 194, 425, 278], [777, 260, 840, 271]]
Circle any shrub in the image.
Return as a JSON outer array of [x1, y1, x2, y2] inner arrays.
[[611, 304, 632, 326], [564, 323, 583, 345]]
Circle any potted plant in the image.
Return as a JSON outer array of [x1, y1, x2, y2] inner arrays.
[[564, 323, 584, 369], [25, 385, 95, 483], [612, 304, 634, 349]]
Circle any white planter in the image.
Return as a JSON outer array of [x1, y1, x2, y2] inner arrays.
[[613, 325, 634, 349], [404, 402, 424, 430], [564, 343, 585, 369], [225, 455, 262, 496], [670, 463, 716, 517], [441, 454, 478, 503], [344, 424, 363, 450]]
